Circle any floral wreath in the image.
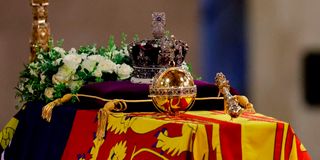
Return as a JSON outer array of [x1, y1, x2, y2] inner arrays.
[[16, 34, 134, 107]]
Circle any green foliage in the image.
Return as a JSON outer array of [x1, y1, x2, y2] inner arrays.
[[133, 34, 139, 42], [53, 83, 67, 99], [165, 30, 171, 37], [107, 36, 116, 52], [121, 33, 127, 48], [16, 36, 133, 108], [187, 63, 192, 73], [57, 39, 64, 47]]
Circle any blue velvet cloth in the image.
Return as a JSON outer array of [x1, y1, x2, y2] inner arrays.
[[4, 102, 77, 160]]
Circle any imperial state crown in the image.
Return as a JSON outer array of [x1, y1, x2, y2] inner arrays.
[[129, 12, 189, 84]]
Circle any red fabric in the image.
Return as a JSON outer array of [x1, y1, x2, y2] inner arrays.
[[180, 112, 242, 160], [274, 123, 284, 160], [295, 137, 312, 160], [61, 110, 98, 160], [205, 125, 216, 160], [63, 110, 195, 159], [97, 123, 189, 159], [219, 121, 242, 160], [285, 126, 295, 160], [62, 110, 311, 160]]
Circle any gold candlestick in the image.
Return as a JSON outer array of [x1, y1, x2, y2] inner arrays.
[[29, 0, 50, 62]]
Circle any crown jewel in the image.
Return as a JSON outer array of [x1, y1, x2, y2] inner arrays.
[[129, 12, 189, 83]]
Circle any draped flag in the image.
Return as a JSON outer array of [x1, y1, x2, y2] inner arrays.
[[0, 117, 19, 158], [3, 102, 77, 160], [62, 110, 311, 160]]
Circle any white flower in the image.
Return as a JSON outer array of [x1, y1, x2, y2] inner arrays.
[[91, 47, 97, 53], [116, 63, 133, 80], [68, 48, 77, 55], [80, 53, 88, 60], [81, 55, 103, 73], [26, 85, 34, 94], [93, 69, 103, 77], [52, 65, 74, 84], [37, 54, 44, 60], [112, 50, 121, 56], [81, 58, 97, 72], [44, 87, 55, 99], [63, 53, 82, 71], [54, 47, 66, 57], [71, 74, 79, 81], [84, 55, 117, 75], [40, 73, 46, 84], [99, 58, 117, 74], [53, 58, 63, 66], [88, 55, 105, 62], [67, 80, 83, 91], [122, 48, 129, 56]]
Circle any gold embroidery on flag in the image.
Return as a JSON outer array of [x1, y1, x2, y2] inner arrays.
[[0, 118, 19, 150]]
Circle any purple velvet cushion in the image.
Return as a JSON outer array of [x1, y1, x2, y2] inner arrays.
[[78, 80, 238, 112]]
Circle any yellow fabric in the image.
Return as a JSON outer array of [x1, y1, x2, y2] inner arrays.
[[180, 111, 292, 160], [300, 143, 307, 152], [89, 139, 104, 160], [129, 116, 169, 134], [241, 121, 277, 160], [193, 124, 209, 159], [211, 123, 222, 160], [107, 113, 169, 134], [281, 123, 289, 160], [0, 117, 19, 150], [108, 141, 127, 160], [290, 136, 298, 160], [156, 124, 195, 156]]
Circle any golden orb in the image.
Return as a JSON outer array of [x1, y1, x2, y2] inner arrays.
[[149, 67, 197, 115]]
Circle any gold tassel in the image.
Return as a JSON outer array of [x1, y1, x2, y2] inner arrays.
[[41, 94, 73, 122], [96, 100, 127, 141]]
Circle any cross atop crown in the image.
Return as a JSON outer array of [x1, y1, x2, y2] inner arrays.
[[152, 12, 166, 39]]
